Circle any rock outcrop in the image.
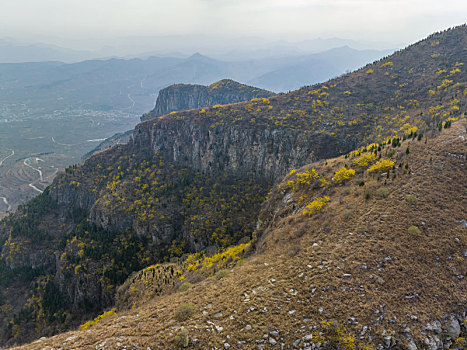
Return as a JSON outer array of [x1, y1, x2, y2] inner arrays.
[[134, 113, 357, 182], [141, 79, 274, 121]]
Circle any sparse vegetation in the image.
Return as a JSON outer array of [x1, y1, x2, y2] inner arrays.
[[178, 282, 193, 292], [333, 167, 356, 184], [352, 153, 377, 168], [376, 187, 389, 198], [341, 209, 352, 220], [79, 308, 116, 331], [406, 194, 417, 204], [303, 196, 330, 216], [407, 225, 421, 236], [173, 327, 190, 347], [2, 25, 467, 349], [368, 159, 395, 173], [214, 269, 229, 280], [175, 303, 196, 322]]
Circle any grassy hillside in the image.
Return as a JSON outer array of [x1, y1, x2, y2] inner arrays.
[[142, 25, 465, 148], [14, 118, 466, 350], [0, 25, 465, 347]]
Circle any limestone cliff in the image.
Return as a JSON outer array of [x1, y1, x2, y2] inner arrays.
[[134, 112, 357, 182], [141, 79, 274, 121]]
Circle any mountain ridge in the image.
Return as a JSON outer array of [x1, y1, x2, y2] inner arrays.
[[142, 79, 274, 121], [0, 24, 465, 347], [12, 117, 467, 350]]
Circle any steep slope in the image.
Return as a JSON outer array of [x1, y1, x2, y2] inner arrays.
[[141, 79, 274, 121], [15, 117, 466, 350], [133, 25, 466, 182], [0, 25, 465, 346]]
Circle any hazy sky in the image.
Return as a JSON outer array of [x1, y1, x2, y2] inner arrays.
[[1, 0, 466, 49]]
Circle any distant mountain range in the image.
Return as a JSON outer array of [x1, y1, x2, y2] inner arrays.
[[248, 46, 391, 91], [0, 46, 391, 116], [0, 39, 95, 63], [0, 36, 396, 62]]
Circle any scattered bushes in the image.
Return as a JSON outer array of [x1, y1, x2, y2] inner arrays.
[[214, 269, 229, 280], [284, 168, 320, 191], [173, 327, 190, 347], [175, 303, 196, 321], [368, 159, 395, 173], [406, 195, 417, 204], [341, 209, 352, 220], [352, 153, 377, 168], [80, 308, 116, 331], [303, 196, 330, 216], [408, 226, 421, 236], [376, 187, 389, 198], [333, 167, 356, 184], [178, 282, 193, 292]]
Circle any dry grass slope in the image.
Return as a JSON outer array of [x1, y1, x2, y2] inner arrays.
[[14, 119, 466, 350]]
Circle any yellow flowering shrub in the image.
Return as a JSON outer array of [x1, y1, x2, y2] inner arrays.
[[303, 196, 330, 216], [368, 159, 395, 173], [80, 308, 116, 330], [333, 167, 356, 184], [185, 242, 250, 272], [352, 153, 377, 168], [283, 169, 320, 191]]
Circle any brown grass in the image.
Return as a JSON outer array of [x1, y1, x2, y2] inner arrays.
[[12, 119, 467, 349]]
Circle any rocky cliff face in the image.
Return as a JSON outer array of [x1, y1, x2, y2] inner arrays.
[[134, 113, 357, 182], [141, 79, 274, 121]]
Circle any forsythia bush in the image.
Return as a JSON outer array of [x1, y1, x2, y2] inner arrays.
[[352, 153, 377, 168], [284, 169, 320, 191], [80, 308, 116, 330], [333, 167, 356, 184], [368, 159, 395, 173], [303, 196, 330, 216], [185, 242, 250, 272]]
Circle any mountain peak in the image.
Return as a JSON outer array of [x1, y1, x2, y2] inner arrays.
[[141, 79, 274, 121]]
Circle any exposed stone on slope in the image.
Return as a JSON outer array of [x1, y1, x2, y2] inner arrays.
[[134, 116, 356, 182]]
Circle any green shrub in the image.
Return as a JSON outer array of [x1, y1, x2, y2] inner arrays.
[[408, 226, 421, 236], [175, 303, 196, 321], [365, 193, 371, 200], [178, 282, 193, 292], [173, 327, 190, 347], [341, 209, 352, 220], [215, 269, 229, 280], [406, 195, 417, 205], [376, 187, 389, 198]]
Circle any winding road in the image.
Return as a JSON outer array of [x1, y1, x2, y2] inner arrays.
[[0, 196, 11, 211], [0, 149, 14, 167], [23, 157, 44, 193], [128, 93, 136, 109]]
